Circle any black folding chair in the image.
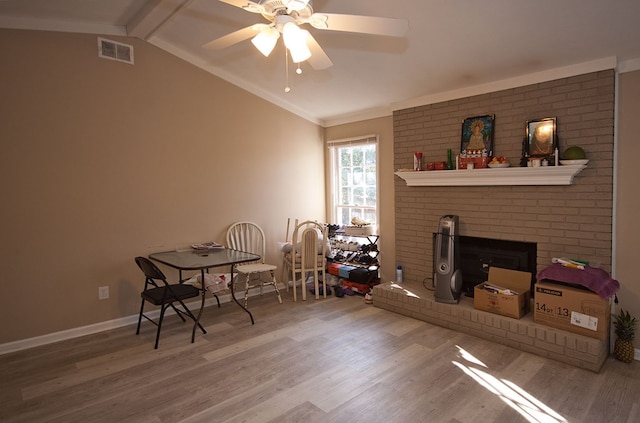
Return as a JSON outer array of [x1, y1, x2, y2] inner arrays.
[[135, 256, 207, 349]]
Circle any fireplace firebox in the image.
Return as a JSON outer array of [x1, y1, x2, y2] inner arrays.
[[458, 236, 536, 297]]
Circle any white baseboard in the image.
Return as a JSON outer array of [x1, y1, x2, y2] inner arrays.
[[0, 285, 282, 356]]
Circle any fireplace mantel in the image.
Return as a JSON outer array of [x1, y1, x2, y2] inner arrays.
[[395, 165, 586, 187]]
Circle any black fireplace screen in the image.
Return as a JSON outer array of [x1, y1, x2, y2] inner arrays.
[[458, 236, 536, 297]]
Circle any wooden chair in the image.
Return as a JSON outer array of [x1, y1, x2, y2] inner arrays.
[[282, 220, 327, 301], [226, 221, 282, 308], [281, 217, 296, 288]]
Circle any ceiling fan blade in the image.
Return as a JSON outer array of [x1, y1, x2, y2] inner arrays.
[[203, 24, 267, 49], [306, 33, 333, 70], [308, 13, 408, 37], [218, 0, 265, 14]]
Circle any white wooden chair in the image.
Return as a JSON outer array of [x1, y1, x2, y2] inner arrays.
[[226, 221, 282, 308], [282, 219, 327, 301], [280, 217, 296, 287]]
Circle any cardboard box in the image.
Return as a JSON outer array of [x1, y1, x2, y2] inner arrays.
[[534, 280, 611, 340], [474, 267, 532, 319]]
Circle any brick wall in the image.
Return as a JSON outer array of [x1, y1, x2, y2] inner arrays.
[[393, 70, 615, 284]]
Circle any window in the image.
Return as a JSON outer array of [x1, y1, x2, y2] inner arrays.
[[328, 135, 378, 226]]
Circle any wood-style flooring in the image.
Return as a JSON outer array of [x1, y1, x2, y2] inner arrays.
[[1, 290, 638, 423]]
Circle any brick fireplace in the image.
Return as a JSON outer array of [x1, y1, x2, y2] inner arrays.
[[393, 70, 614, 284], [382, 70, 615, 371]]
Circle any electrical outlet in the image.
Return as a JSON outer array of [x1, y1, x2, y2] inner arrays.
[[98, 286, 109, 300]]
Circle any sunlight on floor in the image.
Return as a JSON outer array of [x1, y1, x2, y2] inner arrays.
[[452, 345, 567, 423], [389, 282, 421, 298]]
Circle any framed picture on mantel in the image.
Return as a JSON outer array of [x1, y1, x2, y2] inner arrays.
[[460, 114, 494, 157], [525, 117, 557, 159]]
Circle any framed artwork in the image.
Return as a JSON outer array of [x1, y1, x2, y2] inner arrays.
[[460, 114, 494, 157], [525, 117, 557, 158]]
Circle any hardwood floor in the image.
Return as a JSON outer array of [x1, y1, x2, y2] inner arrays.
[[1, 290, 638, 423]]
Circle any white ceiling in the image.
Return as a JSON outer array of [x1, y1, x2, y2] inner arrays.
[[2, 0, 640, 126]]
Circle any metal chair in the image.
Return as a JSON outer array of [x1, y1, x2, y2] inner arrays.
[[226, 221, 282, 308], [134, 256, 206, 349]]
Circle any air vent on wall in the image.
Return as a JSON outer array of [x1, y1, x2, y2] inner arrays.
[[97, 37, 134, 65]]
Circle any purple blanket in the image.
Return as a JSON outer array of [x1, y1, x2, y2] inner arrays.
[[536, 263, 619, 299]]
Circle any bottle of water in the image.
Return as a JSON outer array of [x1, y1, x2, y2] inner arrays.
[[396, 265, 403, 283]]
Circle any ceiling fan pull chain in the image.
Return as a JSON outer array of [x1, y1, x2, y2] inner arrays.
[[284, 48, 291, 93]]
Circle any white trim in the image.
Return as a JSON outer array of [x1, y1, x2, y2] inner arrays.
[[322, 107, 392, 128], [612, 70, 619, 282], [326, 134, 377, 145], [395, 165, 586, 187], [0, 286, 281, 355], [614, 67, 638, 364], [0, 16, 127, 36], [618, 57, 640, 73], [327, 136, 379, 226], [375, 137, 381, 235]]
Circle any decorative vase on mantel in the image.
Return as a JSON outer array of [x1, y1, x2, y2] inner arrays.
[[446, 149, 454, 170]]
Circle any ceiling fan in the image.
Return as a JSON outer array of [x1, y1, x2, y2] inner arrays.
[[203, 0, 409, 70]]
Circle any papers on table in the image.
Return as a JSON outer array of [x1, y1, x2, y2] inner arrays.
[[191, 241, 224, 250]]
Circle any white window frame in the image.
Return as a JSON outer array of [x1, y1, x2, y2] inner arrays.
[[327, 134, 379, 227]]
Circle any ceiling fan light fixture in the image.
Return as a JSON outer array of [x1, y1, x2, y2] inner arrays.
[[288, 42, 311, 63], [283, 0, 310, 12], [251, 27, 279, 57], [283, 23, 311, 63]]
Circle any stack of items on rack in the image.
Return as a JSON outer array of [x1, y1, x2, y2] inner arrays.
[[326, 218, 380, 295], [343, 216, 375, 236], [328, 262, 379, 294]]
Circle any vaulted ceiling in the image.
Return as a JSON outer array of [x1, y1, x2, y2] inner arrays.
[[2, 0, 640, 126]]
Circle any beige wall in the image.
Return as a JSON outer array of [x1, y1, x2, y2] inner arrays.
[[323, 117, 396, 282], [0, 29, 325, 344], [2, 27, 638, 347], [615, 69, 640, 322]]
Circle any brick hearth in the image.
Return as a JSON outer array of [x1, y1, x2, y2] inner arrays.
[[372, 281, 609, 372]]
